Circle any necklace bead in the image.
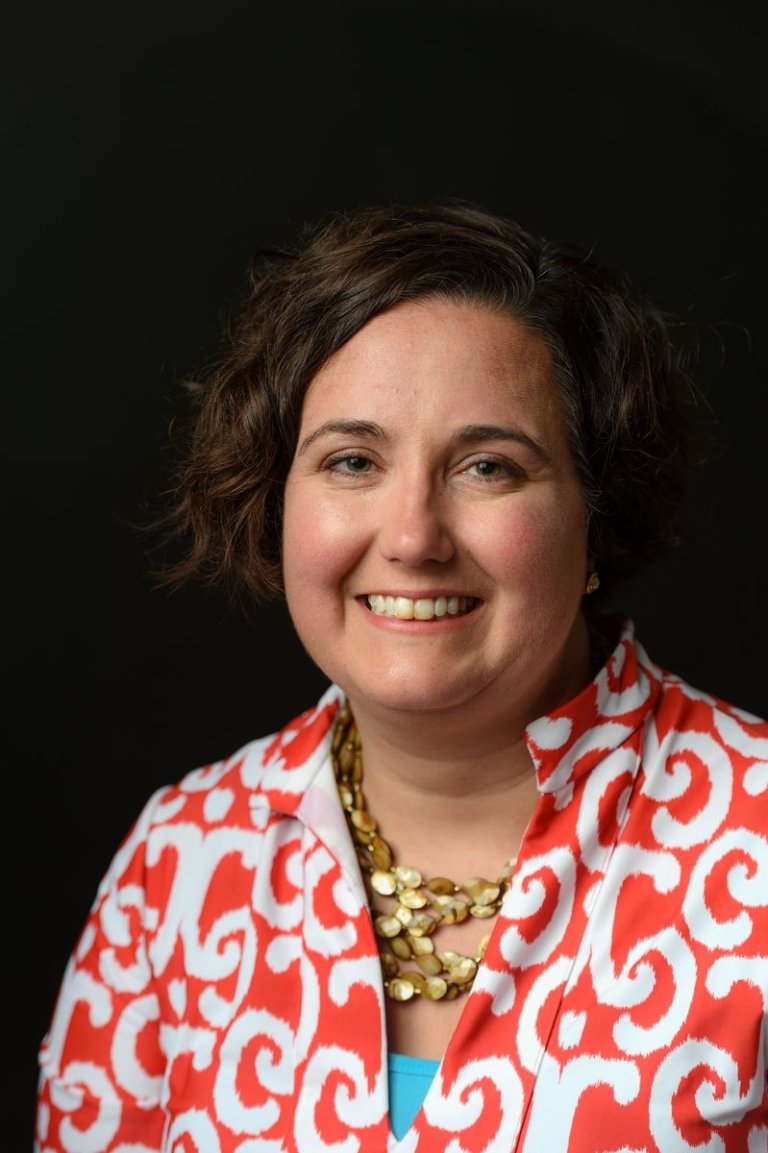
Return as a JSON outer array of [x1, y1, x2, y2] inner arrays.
[[332, 703, 516, 1002]]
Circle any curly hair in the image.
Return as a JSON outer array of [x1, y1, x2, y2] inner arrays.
[[157, 199, 696, 604]]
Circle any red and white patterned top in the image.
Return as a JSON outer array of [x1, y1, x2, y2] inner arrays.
[[36, 620, 768, 1152]]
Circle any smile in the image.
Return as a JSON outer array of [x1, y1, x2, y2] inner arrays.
[[366, 595, 477, 620]]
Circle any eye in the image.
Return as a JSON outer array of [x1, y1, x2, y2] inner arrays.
[[471, 459, 504, 478], [465, 457, 524, 481], [325, 453, 375, 475]]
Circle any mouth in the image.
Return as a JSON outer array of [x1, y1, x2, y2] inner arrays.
[[365, 594, 478, 621]]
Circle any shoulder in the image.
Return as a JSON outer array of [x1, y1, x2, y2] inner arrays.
[[642, 667, 768, 827], [119, 684, 345, 857], [85, 684, 346, 923], [653, 667, 767, 753]]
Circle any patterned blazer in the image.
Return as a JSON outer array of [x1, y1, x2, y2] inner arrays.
[[36, 619, 768, 1152]]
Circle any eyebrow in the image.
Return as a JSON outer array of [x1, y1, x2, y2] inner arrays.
[[452, 424, 552, 464], [295, 419, 552, 464], [296, 420, 385, 456]]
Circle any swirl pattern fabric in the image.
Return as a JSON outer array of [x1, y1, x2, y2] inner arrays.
[[35, 620, 768, 1152]]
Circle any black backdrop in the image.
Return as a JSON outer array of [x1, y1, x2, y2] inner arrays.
[[8, 1, 767, 1144]]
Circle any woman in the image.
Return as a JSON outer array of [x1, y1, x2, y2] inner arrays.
[[36, 202, 768, 1152]]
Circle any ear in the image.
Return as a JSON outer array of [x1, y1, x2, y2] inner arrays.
[[584, 556, 600, 596]]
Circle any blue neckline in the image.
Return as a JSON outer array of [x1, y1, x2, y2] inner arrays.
[[388, 1051, 440, 1075]]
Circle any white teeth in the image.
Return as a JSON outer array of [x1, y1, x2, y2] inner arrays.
[[367, 594, 474, 620]]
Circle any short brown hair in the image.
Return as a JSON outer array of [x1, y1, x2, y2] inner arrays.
[[157, 199, 696, 603]]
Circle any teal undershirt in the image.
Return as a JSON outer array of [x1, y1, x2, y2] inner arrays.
[[388, 1052, 440, 1139]]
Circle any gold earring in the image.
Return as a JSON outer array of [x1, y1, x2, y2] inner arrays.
[[585, 572, 600, 595]]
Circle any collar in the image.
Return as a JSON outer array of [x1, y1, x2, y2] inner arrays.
[[257, 684, 361, 886], [525, 616, 662, 793]]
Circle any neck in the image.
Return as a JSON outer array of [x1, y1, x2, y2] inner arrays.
[[334, 710, 540, 901], [337, 620, 594, 878]]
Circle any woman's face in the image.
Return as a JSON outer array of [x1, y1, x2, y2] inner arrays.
[[282, 298, 591, 727]]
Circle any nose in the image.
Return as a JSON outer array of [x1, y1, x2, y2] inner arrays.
[[377, 478, 455, 566]]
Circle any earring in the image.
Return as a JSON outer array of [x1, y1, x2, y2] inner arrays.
[[585, 572, 600, 595]]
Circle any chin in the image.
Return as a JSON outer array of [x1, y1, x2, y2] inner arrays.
[[341, 665, 490, 718]]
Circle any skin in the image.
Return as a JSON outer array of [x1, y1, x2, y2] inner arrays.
[[282, 297, 595, 1059], [283, 297, 593, 744]]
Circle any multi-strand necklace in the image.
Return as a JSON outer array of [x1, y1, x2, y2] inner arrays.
[[332, 702, 516, 1003]]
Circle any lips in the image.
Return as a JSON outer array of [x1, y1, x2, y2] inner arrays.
[[366, 594, 477, 620]]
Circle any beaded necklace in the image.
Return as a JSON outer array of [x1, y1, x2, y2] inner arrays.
[[332, 703, 516, 1003]]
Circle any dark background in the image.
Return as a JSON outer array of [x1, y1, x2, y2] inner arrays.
[[7, 1, 767, 1145]]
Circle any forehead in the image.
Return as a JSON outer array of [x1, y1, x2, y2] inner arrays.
[[300, 298, 566, 434]]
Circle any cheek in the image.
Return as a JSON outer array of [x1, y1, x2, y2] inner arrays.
[[488, 496, 588, 591], [282, 486, 363, 597]]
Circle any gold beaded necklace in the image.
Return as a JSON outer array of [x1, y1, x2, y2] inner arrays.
[[332, 702, 516, 1003]]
